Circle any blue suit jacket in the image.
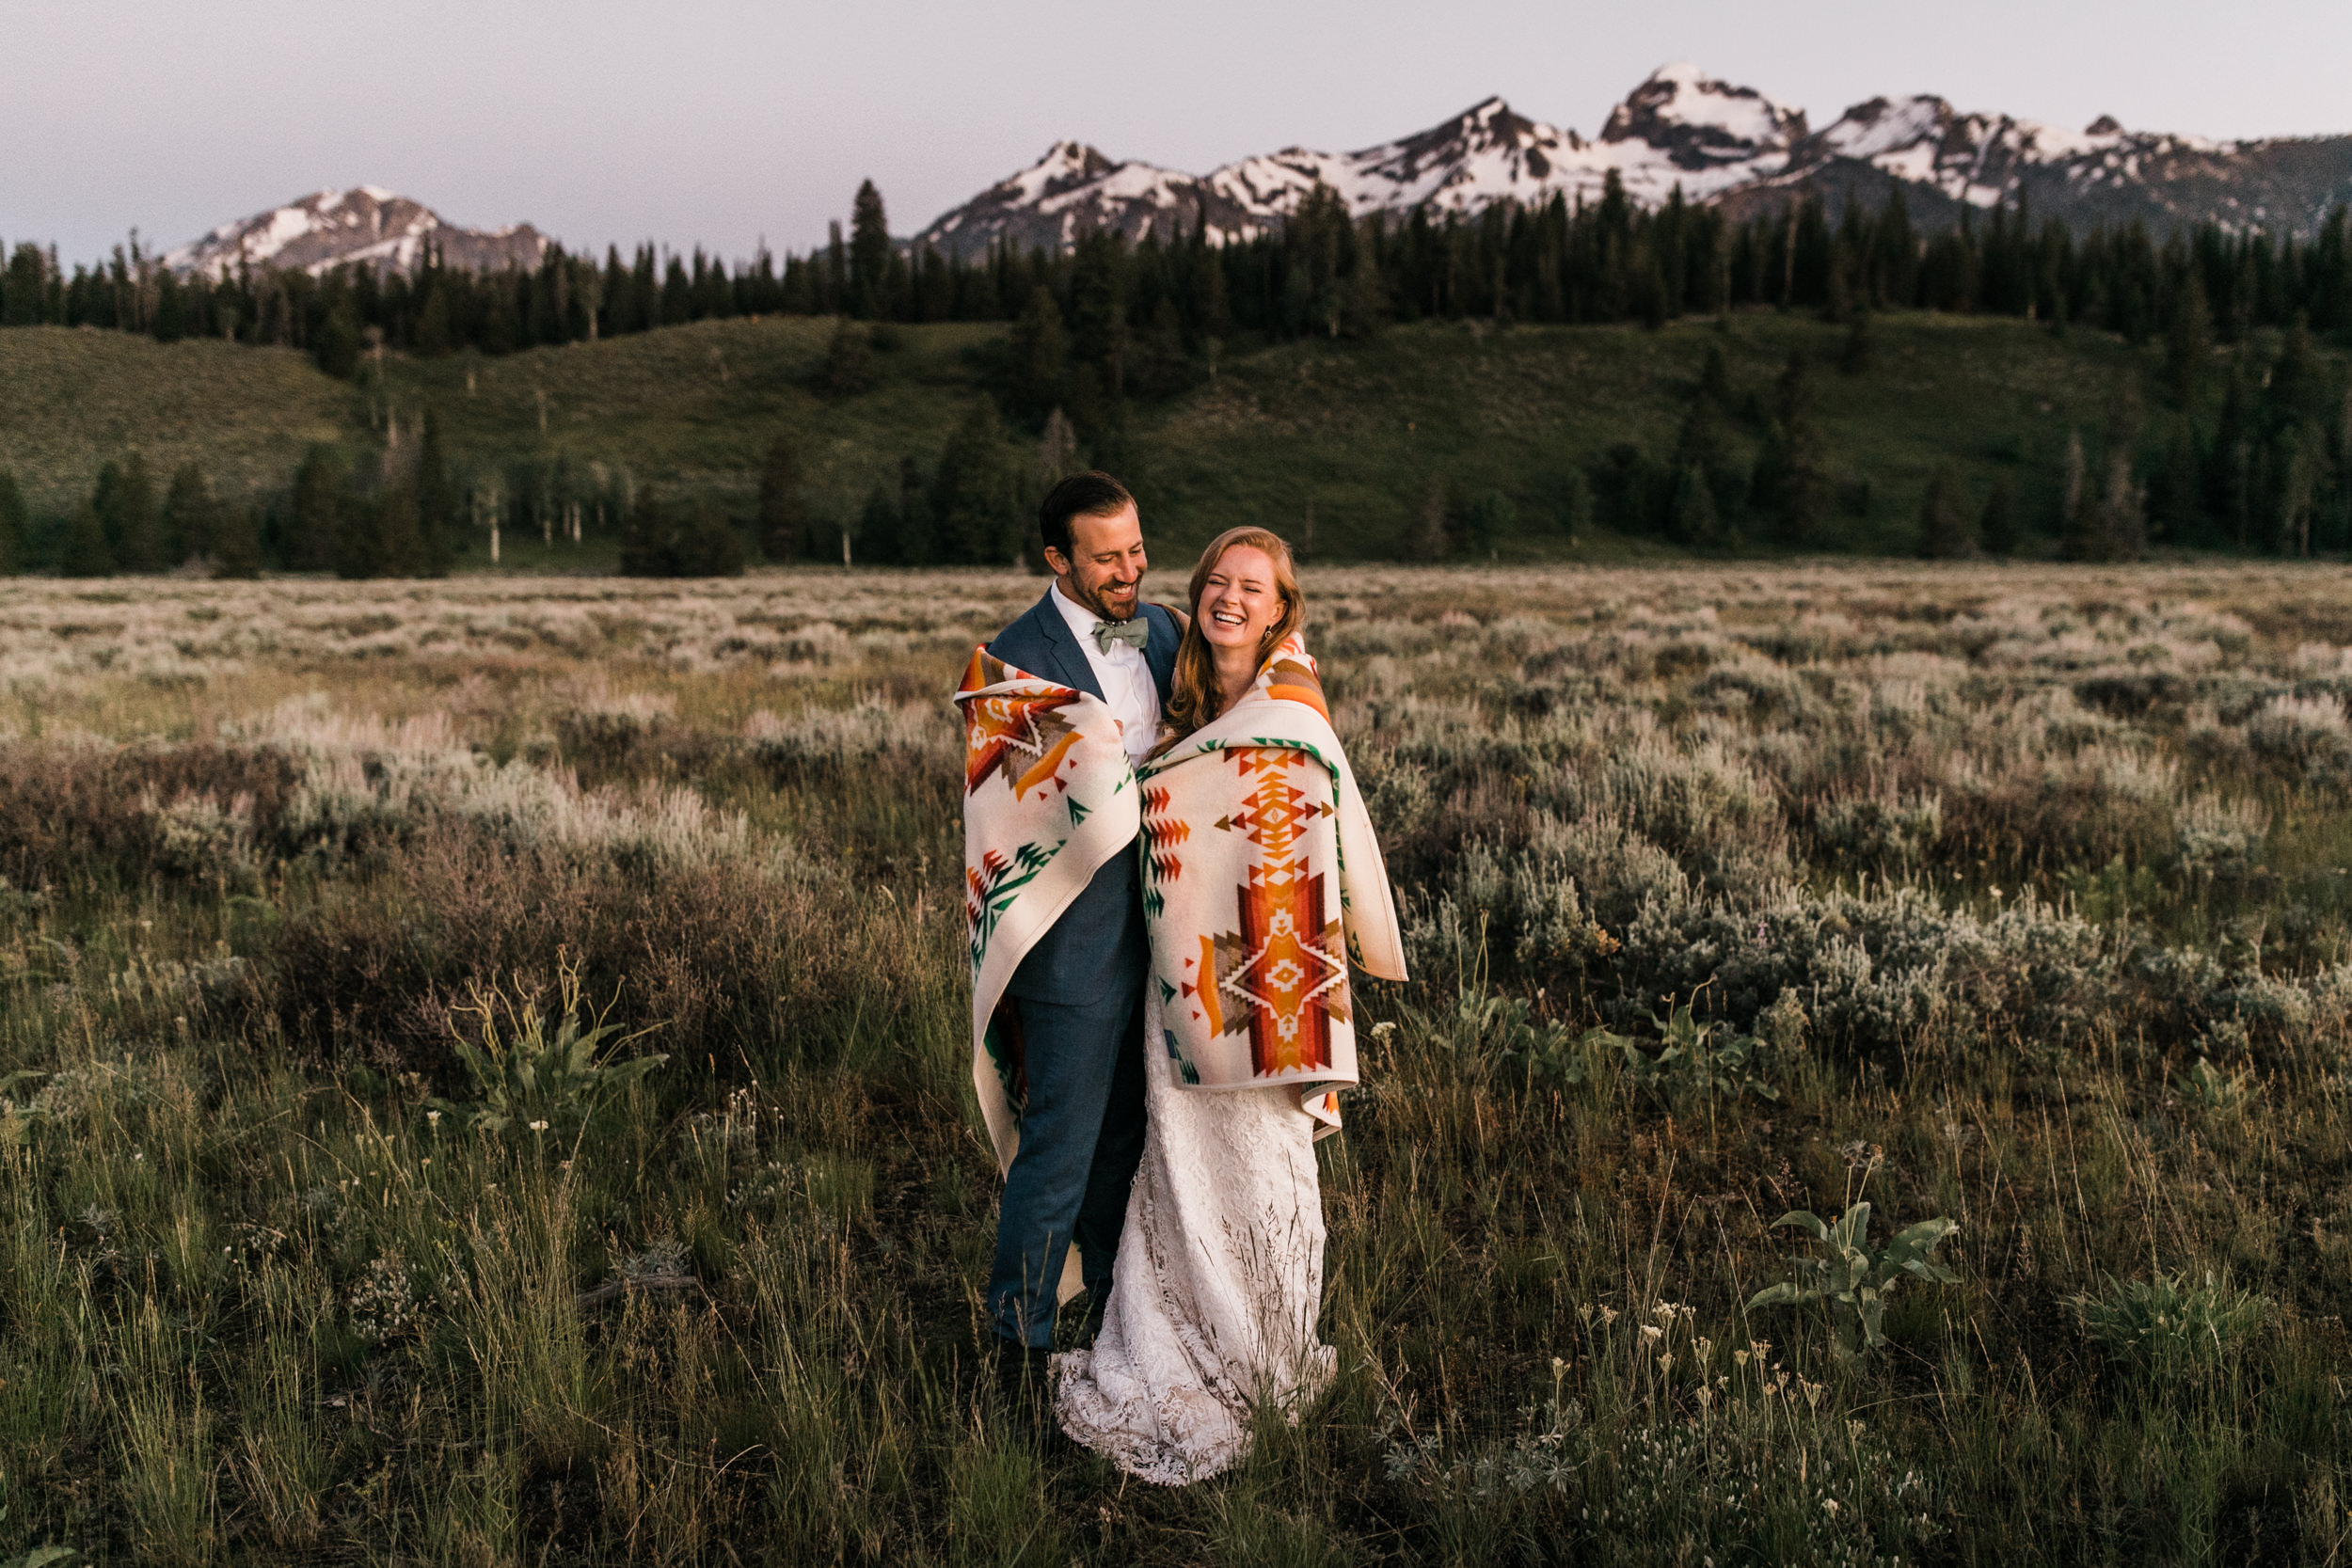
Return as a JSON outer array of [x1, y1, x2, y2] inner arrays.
[[988, 589, 1182, 1005]]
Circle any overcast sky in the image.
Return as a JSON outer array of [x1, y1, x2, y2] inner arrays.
[[7, 0, 2348, 266]]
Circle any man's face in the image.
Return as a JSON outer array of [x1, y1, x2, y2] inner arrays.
[[1047, 504, 1147, 621]]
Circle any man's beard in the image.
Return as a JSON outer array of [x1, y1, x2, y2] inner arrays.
[[1070, 574, 1139, 622]]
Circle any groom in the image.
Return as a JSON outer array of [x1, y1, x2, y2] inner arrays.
[[982, 470, 1181, 1405]]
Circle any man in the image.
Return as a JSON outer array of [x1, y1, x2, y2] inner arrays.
[[981, 470, 1181, 1406]]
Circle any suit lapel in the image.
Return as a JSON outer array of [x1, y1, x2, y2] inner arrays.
[[1143, 603, 1179, 702], [1032, 589, 1104, 699]]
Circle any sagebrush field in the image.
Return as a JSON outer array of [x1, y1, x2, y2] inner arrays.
[[5, 562, 2352, 1565]]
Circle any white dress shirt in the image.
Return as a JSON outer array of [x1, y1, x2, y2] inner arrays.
[[1052, 583, 1161, 769]]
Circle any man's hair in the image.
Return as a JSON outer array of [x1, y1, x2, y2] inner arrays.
[[1039, 471, 1136, 560]]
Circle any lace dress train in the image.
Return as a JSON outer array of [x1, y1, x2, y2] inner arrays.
[[1054, 989, 1337, 1484]]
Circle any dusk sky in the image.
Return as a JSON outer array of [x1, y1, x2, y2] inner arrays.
[[8, 0, 2348, 267]]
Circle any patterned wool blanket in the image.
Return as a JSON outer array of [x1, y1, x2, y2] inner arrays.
[[955, 646, 1143, 1187], [1136, 632, 1406, 1134]]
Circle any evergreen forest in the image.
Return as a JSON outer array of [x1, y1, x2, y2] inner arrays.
[[2, 175, 2349, 577]]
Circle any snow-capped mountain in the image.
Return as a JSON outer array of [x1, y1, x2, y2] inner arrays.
[[1756, 95, 2352, 237], [913, 63, 2352, 256], [164, 187, 549, 277], [913, 66, 1807, 257]]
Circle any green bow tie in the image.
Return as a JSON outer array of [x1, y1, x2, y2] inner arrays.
[[1092, 617, 1149, 654]]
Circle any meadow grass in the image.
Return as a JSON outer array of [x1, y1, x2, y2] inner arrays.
[[3, 562, 2352, 1564], [0, 310, 2267, 559]]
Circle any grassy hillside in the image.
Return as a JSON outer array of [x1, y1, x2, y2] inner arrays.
[[1144, 311, 2156, 556], [0, 329, 350, 512], [0, 310, 2293, 561]]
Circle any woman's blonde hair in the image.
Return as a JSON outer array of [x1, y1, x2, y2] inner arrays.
[[1160, 527, 1304, 744]]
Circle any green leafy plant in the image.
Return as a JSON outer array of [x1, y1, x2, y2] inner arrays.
[[1745, 1203, 1958, 1354], [1620, 998, 1778, 1102], [1483, 993, 1629, 1088], [429, 951, 666, 1137], [2070, 1269, 2265, 1383], [1401, 985, 1621, 1087]]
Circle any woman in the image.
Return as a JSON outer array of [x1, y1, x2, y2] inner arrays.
[[1055, 527, 1406, 1483]]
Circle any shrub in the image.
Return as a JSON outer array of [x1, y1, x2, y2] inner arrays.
[[1746, 1204, 1960, 1354]]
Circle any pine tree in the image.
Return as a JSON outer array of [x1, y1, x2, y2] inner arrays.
[[2150, 421, 2203, 542], [631, 245, 660, 333], [756, 432, 805, 562], [859, 484, 901, 564], [415, 411, 456, 575], [337, 486, 421, 578], [896, 454, 935, 565], [1032, 407, 1078, 498], [289, 447, 345, 571], [1915, 462, 1977, 557], [1750, 351, 1833, 545], [60, 500, 112, 577], [414, 285, 454, 356], [2210, 373, 2253, 546], [315, 308, 361, 378], [1672, 366, 1740, 533], [1463, 490, 1517, 556], [618, 488, 668, 576], [162, 462, 218, 564], [821, 320, 875, 395], [0, 468, 25, 575], [1005, 288, 1070, 422], [151, 271, 186, 343], [930, 404, 1023, 564], [1130, 297, 1189, 398], [2164, 270, 2213, 403], [2269, 314, 2323, 429], [1979, 474, 2021, 557], [215, 503, 263, 579], [673, 498, 744, 577], [98, 454, 161, 572], [2, 245, 48, 326], [1671, 465, 1724, 547], [849, 181, 892, 320], [1342, 252, 1389, 339]]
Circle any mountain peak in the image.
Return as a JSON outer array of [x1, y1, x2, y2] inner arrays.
[[165, 186, 547, 277], [1603, 63, 1807, 163]]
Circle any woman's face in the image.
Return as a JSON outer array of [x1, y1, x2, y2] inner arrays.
[[1198, 545, 1282, 654]]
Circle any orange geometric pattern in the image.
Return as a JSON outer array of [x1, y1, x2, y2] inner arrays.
[[1174, 747, 1349, 1076], [1141, 783, 1188, 887], [959, 646, 1086, 800]]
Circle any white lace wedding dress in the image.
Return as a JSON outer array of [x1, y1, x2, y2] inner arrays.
[[1054, 989, 1338, 1483]]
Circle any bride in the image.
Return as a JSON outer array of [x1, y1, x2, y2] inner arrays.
[[1054, 526, 1406, 1483]]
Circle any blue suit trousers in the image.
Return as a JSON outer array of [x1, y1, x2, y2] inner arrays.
[[984, 986, 1149, 1349]]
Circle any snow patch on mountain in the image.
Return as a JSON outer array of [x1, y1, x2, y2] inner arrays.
[[1606, 63, 1805, 162]]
